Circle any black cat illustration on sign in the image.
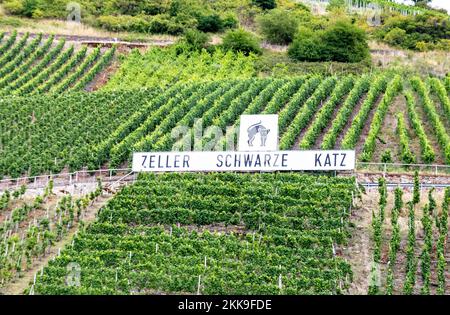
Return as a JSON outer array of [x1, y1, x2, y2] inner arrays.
[[247, 121, 270, 147]]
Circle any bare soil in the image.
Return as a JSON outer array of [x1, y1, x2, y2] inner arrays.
[[293, 95, 332, 149], [371, 96, 403, 163], [0, 194, 113, 295], [343, 189, 448, 295], [413, 92, 446, 165], [313, 91, 352, 149]]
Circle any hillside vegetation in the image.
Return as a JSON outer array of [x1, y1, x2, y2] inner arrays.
[[0, 31, 115, 95]]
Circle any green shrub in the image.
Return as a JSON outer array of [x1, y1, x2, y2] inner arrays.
[[22, 0, 38, 17], [221, 13, 238, 29], [384, 27, 406, 46], [381, 150, 393, 163], [256, 9, 299, 45], [321, 21, 370, 63], [197, 14, 223, 33], [376, 12, 450, 51], [97, 15, 150, 33], [221, 29, 262, 56], [252, 0, 276, 10], [287, 27, 326, 62], [3, 0, 24, 15], [288, 21, 369, 63], [148, 15, 184, 35]]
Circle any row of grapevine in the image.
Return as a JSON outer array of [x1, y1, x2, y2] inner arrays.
[[277, 76, 321, 134], [396, 112, 416, 164], [361, 75, 402, 162], [0, 34, 42, 78], [385, 188, 402, 294], [341, 75, 388, 149], [300, 77, 354, 149], [371, 173, 450, 295], [321, 74, 371, 150], [404, 91, 435, 163], [0, 31, 17, 55], [29, 173, 358, 295], [0, 35, 54, 89], [0, 33, 115, 96], [411, 77, 450, 164], [428, 78, 450, 124], [0, 38, 65, 93], [0, 180, 103, 287], [279, 76, 337, 150]]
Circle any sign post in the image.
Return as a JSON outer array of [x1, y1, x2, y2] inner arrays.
[[132, 150, 356, 172], [132, 114, 356, 173]]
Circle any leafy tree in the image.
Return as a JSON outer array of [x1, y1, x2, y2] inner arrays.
[[252, 0, 276, 10], [221, 29, 262, 56], [288, 21, 369, 63], [321, 21, 370, 63], [257, 9, 299, 45], [288, 27, 326, 62], [197, 14, 224, 33]]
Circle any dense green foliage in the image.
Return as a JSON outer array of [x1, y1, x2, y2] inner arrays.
[[0, 88, 160, 177], [30, 173, 357, 295], [1, 0, 246, 35], [2, 70, 450, 178], [288, 21, 370, 63], [256, 9, 299, 45], [375, 13, 450, 51], [221, 29, 262, 56], [0, 32, 115, 95], [104, 47, 258, 90]]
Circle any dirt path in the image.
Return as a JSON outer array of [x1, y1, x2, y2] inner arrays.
[[0, 194, 113, 295], [371, 95, 403, 163], [344, 192, 374, 294], [413, 92, 446, 165], [335, 93, 370, 149], [313, 90, 354, 149], [293, 93, 333, 149], [354, 95, 383, 156]]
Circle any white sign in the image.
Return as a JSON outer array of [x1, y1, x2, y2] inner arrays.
[[238, 115, 279, 152], [132, 150, 356, 172]]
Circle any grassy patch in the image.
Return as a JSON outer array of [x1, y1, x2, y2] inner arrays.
[[257, 50, 373, 77]]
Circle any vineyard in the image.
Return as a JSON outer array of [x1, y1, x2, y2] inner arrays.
[[368, 176, 450, 295], [0, 179, 105, 289], [0, 0, 448, 298], [0, 32, 115, 95], [0, 72, 449, 179], [27, 173, 357, 295]]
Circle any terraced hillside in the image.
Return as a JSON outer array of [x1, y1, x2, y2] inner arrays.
[[27, 173, 357, 295], [0, 73, 449, 179], [0, 31, 115, 95]]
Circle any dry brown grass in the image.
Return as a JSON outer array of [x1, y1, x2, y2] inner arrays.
[[345, 188, 448, 295], [0, 17, 178, 43], [370, 41, 450, 77]]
